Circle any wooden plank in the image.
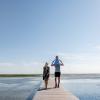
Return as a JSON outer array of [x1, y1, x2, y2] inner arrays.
[[33, 79, 79, 100]]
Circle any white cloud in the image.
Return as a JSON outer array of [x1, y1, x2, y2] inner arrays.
[[1, 52, 100, 74], [95, 45, 100, 50], [0, 62, 16, 67], [0, 61, 42, 74], [57, 52, 100, 73], [58, 52, 100, 61]]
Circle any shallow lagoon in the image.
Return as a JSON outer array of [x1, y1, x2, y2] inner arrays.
[[1, 76, 100, 100], [61, 79, 100, 100], [0, 77, 41, 100]]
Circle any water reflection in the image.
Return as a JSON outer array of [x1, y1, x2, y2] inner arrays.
[[0, 77, 41, 100], [61, 79, 100, 100]]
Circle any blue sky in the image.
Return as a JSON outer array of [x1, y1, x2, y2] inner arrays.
[[0, 0, 100, 74]]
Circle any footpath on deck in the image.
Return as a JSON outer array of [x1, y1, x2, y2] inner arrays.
[[33, 79, 79, 100]]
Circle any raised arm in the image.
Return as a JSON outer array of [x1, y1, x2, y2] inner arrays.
[[51, 60, 55, 66], [59, 59, 64, 66]]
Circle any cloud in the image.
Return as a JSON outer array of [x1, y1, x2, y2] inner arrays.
[[58, 52, 100, 61], [0, 62, 41, 67], [58, 53, 86, 60], [57, 52, 100, 73], [0, 61, 42, 74], [1, 52, 100, 74], [61, 63, 100, 73], [0, 62, 16, 67], [95, 45, 100, 50]]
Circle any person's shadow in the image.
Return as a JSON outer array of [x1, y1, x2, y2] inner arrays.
[[38, 87, 54, 91]]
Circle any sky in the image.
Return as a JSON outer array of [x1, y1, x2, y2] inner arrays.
[[0, 0, 100, 74]]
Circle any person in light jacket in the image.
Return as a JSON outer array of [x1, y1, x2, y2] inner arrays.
[[51, 56, 64, 88]]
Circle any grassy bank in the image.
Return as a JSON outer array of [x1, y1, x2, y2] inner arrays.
[[0, 74, 42, 77]]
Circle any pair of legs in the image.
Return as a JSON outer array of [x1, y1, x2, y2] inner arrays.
[[44, 80, 48, 89], [55, 77, 60, 88], [55, 72, 61, 88]]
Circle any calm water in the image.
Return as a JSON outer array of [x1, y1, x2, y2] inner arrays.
[[0, 77, 41, 100], [61, 79, 100, 100], [1, 76, 100, 100]]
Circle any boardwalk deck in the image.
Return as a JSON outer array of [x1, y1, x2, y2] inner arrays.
[[33, 79, 79, 100]]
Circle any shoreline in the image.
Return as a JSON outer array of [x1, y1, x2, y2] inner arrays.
[[0, 74, 42, 77], [0, 73, 100, 77]]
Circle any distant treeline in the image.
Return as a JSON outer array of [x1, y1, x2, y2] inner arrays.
[[0, 73, 100, 77], [0, 74, 42, 77]]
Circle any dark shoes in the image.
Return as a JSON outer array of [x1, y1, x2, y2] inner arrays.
[[55, 84, 57, 88], [55, 84, 60, 88]]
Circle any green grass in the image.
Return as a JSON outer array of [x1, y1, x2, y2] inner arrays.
[[0, 74, 42, 77]]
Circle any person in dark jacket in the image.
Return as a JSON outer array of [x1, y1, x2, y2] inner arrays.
[[43, 62, 50, 89]]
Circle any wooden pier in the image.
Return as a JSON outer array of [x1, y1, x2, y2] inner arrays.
[[33, 79, 79, 100]]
